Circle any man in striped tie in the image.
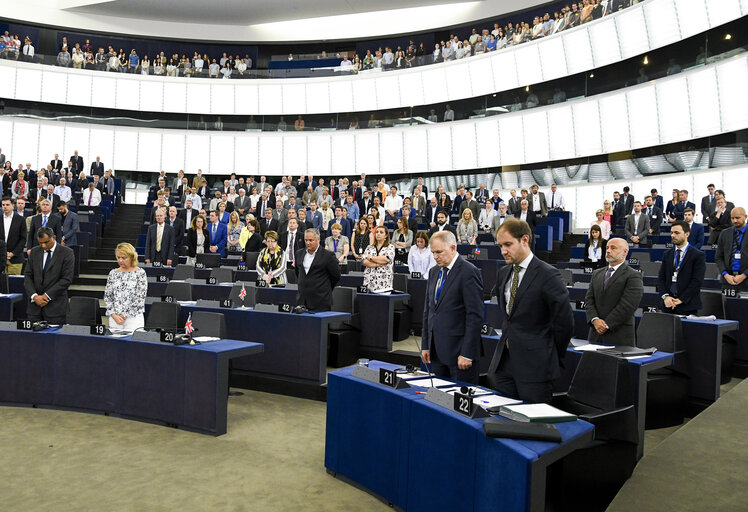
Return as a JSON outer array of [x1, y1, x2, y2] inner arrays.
[[421, 230, 484, 384], [487, 218, 573, 403]]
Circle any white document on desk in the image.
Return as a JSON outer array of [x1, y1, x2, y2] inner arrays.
[[473, 394, 522, 408], [574, 344, 611, 351], [407, 377, 455, 388]]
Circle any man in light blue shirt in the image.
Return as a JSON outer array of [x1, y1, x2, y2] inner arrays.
[[344, 195, 359, 222], [54, 178, 72, 204]]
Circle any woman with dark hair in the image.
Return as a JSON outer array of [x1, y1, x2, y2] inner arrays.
[[351, 217, 371, 260], [186, 215, 211, 266], [584, 224, 607, 268], [362, 226, 395, 291], [240, 218, 263, 253], [256, 231, 288, 286], [393, 216, 413, 265]]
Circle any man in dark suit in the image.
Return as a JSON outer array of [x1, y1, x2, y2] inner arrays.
[[621, 186, 635, 216], [584, 238, 644, 346], [506, 190, 521, 216], [658, 221, 705, 315], [327, 207, 352, 239], [708, 196, 733, 244], [644, 195, 663, 236], [1, 196, 28, 275], [424, 197, 444, 228], [56, 202, 79, 247], [474, 184, 489, 204], [50, 154, 63, 171], [167, 206, 186, 251], [207, 210, 228, 258], [683, 209, 704, 250], [669, 189, 696, 222], [178, 200, 199, 229], [651, 188, 664, 211], [260, 209, 279, 236], [421, 230, 484, 383], [234, 188, 251, 216], [27, 199, 62, 253], [295, 229, 341, 311], [459, 191, 480, 221], [90, 156, 105, 177], [514, 200, 537, 231], [357, 190, 373, 218], [715, 207, 748, 292], [611, 191, 626, 227], [427, 211, 456, 239], [69, 151, 84, 174], [145, 208, 175, 265], [486, 219, 573, 402], [24, 226, 75, 324], [700, 184, 716, 223], [279, 218, 305, 266], [624, 201, 651, 246]]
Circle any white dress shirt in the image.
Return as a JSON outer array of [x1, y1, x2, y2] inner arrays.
[[504, 252, 534, 313], [408, 245, 435, 277], [303, 245, 319, 273], [384, 194, 403, 213], [3, 212, 14, 240]]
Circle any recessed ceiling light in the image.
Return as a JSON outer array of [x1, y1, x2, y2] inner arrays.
[[643, 56, 649, 65], [725, 33, 732, 40]]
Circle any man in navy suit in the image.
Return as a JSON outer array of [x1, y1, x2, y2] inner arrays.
[[658, 221, 705, 315], [651, 188, 664, 212], [421, 230, 484, 383], [487, 218, 574, 402], [207, 210, 227, 258], [90, 156, 105, 177], [56, 201, 79, 247], [424, 196, 444, 228], [683, 208, 704, 250]]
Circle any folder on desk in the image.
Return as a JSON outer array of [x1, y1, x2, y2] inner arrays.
[[499, 404, 577, 423], [483, 419, 562, 442], [597, 345, 657, 357]]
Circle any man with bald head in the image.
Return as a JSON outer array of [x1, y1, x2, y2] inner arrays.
[[716, 207, 748, 292], [584, 237, 644, 346]]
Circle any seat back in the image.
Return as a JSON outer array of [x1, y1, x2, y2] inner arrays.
[[392, 273, 409, 293], [698, 290, 725, 319], [172, 264, 195, 280], [331, 286, 356, 331], [636, 312, 683, 352], [196, 253, 222, 268], [639, 261, 661, 277], [243, 251, 260, 269], [558, 268, 574, 286], [190, 311, 227, 338], [145, 302, 181, 331], [568, 351, 634, 410], [633, 252, 651, 263], [67, 297, 101, 326], [165, 282, 193, 301], [0, 272, 8, 294], [210, 267, 234, 283], [230, 282, 256, 306]]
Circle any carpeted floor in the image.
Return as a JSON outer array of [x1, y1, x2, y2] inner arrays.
[[0, 390, 388, 512]]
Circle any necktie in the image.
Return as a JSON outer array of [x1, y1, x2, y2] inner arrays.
[[604, 266, 614, 287], [88, 191, 92, 205], [551, 192, 555, 208], [156, 225, 163, 252], [42, 215, 47, 227], [288, 232, 295, 262], [647, 207, 652, 216], [42, 250, 52, 276], [434, 267, 449, 303], [507, 265, 521, 314]]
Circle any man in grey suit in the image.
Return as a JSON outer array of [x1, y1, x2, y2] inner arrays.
[[144, 208, 175, 266], [624, 201, 651, 246], [584, 238, 644, 346], [506, 189, 521, 216], [490, 202, 509, 238], [459, 190, 480, 221], [715, 207, 748, 292], [234, 187, 251, 216], [700, 184, 716, 223], [24, 226, 75, 324], [56, 201, 79, 247]]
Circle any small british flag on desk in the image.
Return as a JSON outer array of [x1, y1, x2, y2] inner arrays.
[[238, 283, 247, 301], [184, 313, 194, 334]]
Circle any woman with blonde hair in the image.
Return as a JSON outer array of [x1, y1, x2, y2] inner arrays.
[[104, 243, 147, 331], [592, 209, 611, 240], [457, 208, 478, 245], [226, 210, 244, 254]]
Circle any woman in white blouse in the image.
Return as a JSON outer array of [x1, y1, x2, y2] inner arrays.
[[592, 209, 611, 240], [408, 232, 436, 277], [104, 243, 147, 331], [478, 202, 496, 231]]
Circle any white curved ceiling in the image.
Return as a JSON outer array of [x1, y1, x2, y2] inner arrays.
[[6, 0, 551, 42]]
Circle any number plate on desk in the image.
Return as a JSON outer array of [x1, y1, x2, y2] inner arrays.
[[90, 325, 106, 335], [357, 285, 369, 294], [160, 331, 175, 343], [711, 244, 718, 250], [195, 263, 205, 269], [454, 392, 474, 417], [238, 262, 246, 270], [628, 258, 639, 265], [583, 266, 594, 274], [723, 288, 738, 297], [17, 320, 32, 330], [278, 303, 292, 313], [219, 299, 233, 308], [206, 277, 217, 285], [665, 243, 673, 249], [156, 275, 168, 283], [256, 279, 267, 288], [161, 295, 175, 303], [379, 368, 397, 387], [410, 272, 422, 279], [575, 300, 586, 310], [152, 261, 162, 268], [481, 324, 490, 335]]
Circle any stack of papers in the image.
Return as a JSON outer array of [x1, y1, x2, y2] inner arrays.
[[574, 343, 612, 351], [499, 403, 577, 423], [473, 395, 522, 408], [193, 336, 221, 342], [407, 377, 455, 388]]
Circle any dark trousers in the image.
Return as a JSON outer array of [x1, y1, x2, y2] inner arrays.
[[492, 349, 552, 403], [27, 300, 67, 325], [428, 342, 479, 384]]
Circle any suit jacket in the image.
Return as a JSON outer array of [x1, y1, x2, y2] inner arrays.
[[644, 205, 664, 235], [622, 194, 635, 215], [70, 155, 84, 173], [234, 195, 251, 214], [327, 219, 352, 239], [410, 195, 427, 216], [687, 222, 705, 250], [671, 201, 696, 221], [145, 223, 175, 263], [715, 225, 748, 285], [506, 196, 521, 215], [50, 159, 63, 171], [583, 237, 607, 268], [658, 246, 705, 314], [490, 215, 510, 237], [0, 213, 27, 264], [279, 230, 305, 256], [207, 222, 228, 258], [422, 256, 484, 365], [708, 206, 733, 244], [624, 213, 651, 245], [611, 200, 626, 227], [528, 192, 548, 216], [487, 256, 573, 386], [514, 210, 537, 231], [27, 213, 62, 250], [425, 204, 444, 225], [349, 187, 363, 202], [59, 211, 79, 247], [584, 263, 643, 346], [294, 247, 341, 310], [427, 223, 457, 239], [178, 208, 199, 229], [186, 228, 211, 257], [357, 198, 373, 216], [167, 217, 186, 249], [260, 217, 279, 236], [653, 195, 664, 211], [474, 188, 489, 204], [90, 161, 104, 177], [24, 242, 75, 322], [0, 239, 5, 273], [701, 195, 716, 222], [459, 199, 480, 221]]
